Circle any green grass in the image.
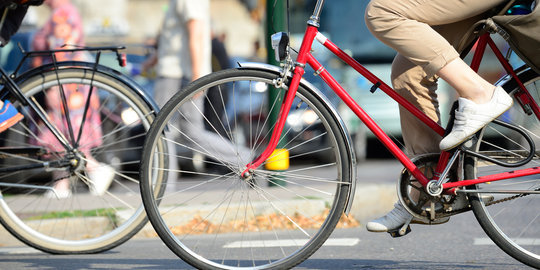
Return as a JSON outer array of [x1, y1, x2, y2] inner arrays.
[[294, 195, 323, 200], [28, 208, 116, 221]]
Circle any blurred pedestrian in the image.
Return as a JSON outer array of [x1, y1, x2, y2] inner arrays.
[[204, 30, 231, 137], [32, 0, 114, 198], [144, 0, 249, 177]]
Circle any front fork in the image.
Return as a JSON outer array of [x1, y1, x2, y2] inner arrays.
[[242, 62, 303, 177]]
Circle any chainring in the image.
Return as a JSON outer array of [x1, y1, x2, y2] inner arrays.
[[397, 153, 466, 223]]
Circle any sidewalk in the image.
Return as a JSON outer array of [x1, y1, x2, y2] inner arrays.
[[0, 160, 402, 247], [132, 182, 397, 239]]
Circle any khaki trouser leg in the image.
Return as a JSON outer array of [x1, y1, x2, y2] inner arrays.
[[390, 16, 490, 155], [366, 0, 506, 77], [392, 55, 442, 155]]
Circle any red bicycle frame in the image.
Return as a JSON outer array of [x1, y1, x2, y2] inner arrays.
[[245, 23, 540, 193]]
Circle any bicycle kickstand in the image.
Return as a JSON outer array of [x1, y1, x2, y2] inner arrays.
[[387, 216, 413, 238]]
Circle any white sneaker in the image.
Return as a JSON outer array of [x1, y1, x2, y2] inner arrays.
[[366, 202, 412, 232], [44, 188, 72, 199], [44, 176, 72, 199], [89, 163, 115, 196], [439, 86, 513, 151]]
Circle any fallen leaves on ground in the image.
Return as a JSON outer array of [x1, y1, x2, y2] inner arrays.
[[167, 210, 359, 236]]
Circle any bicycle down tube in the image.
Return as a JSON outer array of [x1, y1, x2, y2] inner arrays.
[[313, 29, 540, 191], [244, 22, 435, 186], [249, 19, 540, 193]]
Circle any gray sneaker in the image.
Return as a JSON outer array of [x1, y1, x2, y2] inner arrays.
[[366, 202, 412, 232], [367, 201, 450, 232], [439, 86, 513, 151]]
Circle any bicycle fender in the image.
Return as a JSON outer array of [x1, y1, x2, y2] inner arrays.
[[14, 61, 161, 117], [238, 62, 357, 215]]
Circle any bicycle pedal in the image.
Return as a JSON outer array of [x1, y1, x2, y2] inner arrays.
[[387, 225, 411, 238]]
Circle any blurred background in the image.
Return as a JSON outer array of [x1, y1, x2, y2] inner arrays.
[[0, 0, 513, 160]]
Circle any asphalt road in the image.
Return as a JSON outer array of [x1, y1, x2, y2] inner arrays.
[[0, 160, 532, 269], [0, 210, 529, 270]]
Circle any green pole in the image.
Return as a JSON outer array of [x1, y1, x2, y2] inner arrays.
[[266, 0, 287, 68], [265, 0, 288, 187]]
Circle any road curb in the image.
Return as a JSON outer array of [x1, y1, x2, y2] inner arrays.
[[133, 183, 397, 239], [0, 184, 397, 247]]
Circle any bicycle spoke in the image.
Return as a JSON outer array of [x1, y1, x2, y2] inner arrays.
[[140, 69, 353, 269], [0, 66, 164, 254]]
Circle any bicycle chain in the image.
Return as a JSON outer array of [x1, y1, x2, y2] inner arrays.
[[445, 191, 529, 216], [401, 154, 539, 218], [401, 189, 523, 219], [485, 194, 523, 206]]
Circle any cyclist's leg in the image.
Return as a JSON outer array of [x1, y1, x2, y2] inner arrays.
[[366, 56, 443, 232], [365, 0, 505, 78], [366, 16, 482, 232], [394, 15, 490, 152], [392, 11, 482, 155], [394, 55, 442, 156], [366, 0, 512, 151]]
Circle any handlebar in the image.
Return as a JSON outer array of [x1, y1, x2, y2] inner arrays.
[[5, 0, 43, 8], [18, 0, 44, 5], [0, 0, 43, 46]]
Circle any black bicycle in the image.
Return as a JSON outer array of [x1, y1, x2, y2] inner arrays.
[[0, 40, 169, 253]]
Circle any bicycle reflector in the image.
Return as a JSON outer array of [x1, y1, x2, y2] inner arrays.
[[116, 52, 127, 67], [271, 32, 289, 62]]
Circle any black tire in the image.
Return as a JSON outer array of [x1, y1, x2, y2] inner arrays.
[[466, 69, 540, 268], [140, 68, 353, 269], [0, 66, 167, 254]]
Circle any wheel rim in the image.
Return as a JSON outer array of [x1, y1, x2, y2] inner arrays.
[[142, 70, 352, 269], [0, 71, 156, 252], [468, 72, 540, 265]]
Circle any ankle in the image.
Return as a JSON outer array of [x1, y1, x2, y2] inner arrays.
[[462, 85, 496, 105]]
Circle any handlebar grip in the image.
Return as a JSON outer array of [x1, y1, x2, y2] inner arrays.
[[11, 0, 44, 7], [20, 0, 44, 6]]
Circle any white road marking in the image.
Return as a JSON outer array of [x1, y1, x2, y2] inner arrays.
[[474, 238, 540, 246], [0, 247, 43, 255], [224, 238, 359, 248]]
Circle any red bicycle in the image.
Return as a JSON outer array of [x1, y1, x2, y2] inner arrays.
[[140, 0, 540, 268]]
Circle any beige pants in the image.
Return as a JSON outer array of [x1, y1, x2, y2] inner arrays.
[[365, 0, 506, 155]]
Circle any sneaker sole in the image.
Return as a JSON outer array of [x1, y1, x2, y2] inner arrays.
[[366, 217, 450, 232], [411, 216, 450, 225], [440, 100, 513, 151], [366, 227, 389, 233], [0, 113, 24, 134]]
